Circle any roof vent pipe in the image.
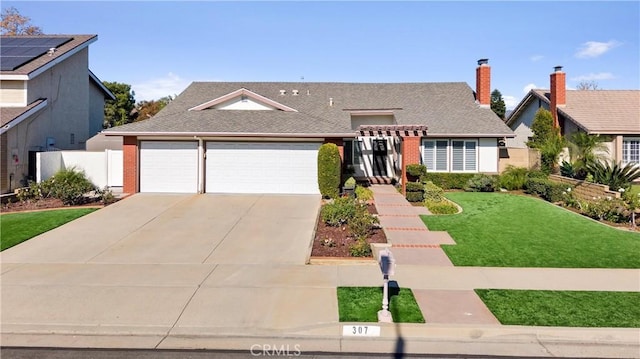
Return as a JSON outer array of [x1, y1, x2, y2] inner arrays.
[[329, 97, 334, 107], [279, 90, 286, 95], [292, 89, 299, 96]]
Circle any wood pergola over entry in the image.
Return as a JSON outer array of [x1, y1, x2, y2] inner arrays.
[[357, 125, 428, 195]]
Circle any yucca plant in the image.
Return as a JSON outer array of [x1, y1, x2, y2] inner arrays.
[[586, 160, 640, 191]]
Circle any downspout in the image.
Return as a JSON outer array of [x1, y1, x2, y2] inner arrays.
[[195, 136, 204, 194]]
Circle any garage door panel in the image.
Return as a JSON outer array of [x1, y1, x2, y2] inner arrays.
[[206, 142, 320, 194], [140, 141, 198, 193]]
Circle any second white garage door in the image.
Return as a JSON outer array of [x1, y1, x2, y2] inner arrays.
[[206, 142, 321, 194]]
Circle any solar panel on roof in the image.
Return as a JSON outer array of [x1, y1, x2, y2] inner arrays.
[[0, 36, 72, 71]]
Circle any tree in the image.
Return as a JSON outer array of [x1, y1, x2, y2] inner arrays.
[[133, 96, 173, 122], [528, 108, 564, 174], [527, 108, 556, 149], [576, 81, 599, 90], [1, 7, 43, 35], [490, 89, 506, 120], [103, 81, 135, 128]]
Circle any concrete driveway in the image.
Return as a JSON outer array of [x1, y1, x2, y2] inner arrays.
[[1, 193, 321, 265]]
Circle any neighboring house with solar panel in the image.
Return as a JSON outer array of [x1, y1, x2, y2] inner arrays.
[[0, 34, 115, 193], [103, 59, 514, 195], [506, 66, 640, 168]]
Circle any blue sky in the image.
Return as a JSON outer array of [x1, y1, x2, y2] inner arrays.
[[5, 1, 639, 109]]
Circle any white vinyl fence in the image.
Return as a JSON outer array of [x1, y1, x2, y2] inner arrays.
[[37, 150, 123, 189]]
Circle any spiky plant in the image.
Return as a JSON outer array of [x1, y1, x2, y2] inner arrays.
[[586, 160, 640, 191]]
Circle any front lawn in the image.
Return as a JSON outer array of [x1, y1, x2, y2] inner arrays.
[[476, 289, 640, 327], [1, 208, 97, 251], [337, 286, 425, 323], [421, 192, 640, 268]]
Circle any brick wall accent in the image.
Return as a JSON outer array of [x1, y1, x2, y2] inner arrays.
[[123, 136, 138, 194], [476, 63, 491, 106], [550, 70, 566, 128], [550, 174, 620, 201], [401, 136, 421, 194], [323, 138, 344, 160]]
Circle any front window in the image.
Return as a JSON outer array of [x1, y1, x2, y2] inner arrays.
[[451, 140, 477, 172], [623, 137, 640, 165], [422, 140, 448, 171], [422, 139, 477, 172], [344, 139, 362, 166]]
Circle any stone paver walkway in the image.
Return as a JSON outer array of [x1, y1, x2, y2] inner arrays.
[[370, 184, 499, 325]]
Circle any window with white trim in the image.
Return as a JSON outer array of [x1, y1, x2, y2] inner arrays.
[[622, 137, 640, 165], [451, 140, 477, 172], [422, 140, 448, 171]]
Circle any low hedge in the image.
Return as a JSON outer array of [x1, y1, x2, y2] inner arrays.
[[524, 177, 570, 203], [405, 182, 424, 192], [422, 173, 476, 190], [425, 199, 458, 214], [406, 191, 424, 202]]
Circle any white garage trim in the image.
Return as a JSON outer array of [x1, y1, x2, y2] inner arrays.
[[140, 141, 198, 193], [206, 142, 320, 194]]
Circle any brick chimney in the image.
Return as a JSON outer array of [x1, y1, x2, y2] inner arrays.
[[476, 58, 491, 107], [550, 65, 566, 128]]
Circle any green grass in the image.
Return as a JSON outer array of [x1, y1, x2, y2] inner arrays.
[[421, 192, 640, 268], [1, 208, 97, 251], [337, 286, 425, 323], [476, 289, 640, 327]]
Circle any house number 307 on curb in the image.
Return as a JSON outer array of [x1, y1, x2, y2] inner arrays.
[[342, 325, 380, 337]]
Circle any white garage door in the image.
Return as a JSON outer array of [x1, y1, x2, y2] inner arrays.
[[206, 142, 320, 194], [140, 141, 198, 193]]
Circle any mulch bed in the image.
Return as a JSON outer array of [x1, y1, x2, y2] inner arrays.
[[311, 203, 387, 258], [1, 197, 112, 214]]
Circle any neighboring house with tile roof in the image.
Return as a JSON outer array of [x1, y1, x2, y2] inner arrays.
[[0, 34, 115, 193], [506, 66, 640, 168], [104, 59, 514, 195]]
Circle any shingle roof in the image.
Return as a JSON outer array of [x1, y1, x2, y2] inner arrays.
[[532, 89, 640, 134], [0, 35, 96, 77], [105, 82, 514, 137], [1, 99, 45, 127]]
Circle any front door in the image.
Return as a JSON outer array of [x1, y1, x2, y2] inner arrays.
[[372, 139, 387, 176]]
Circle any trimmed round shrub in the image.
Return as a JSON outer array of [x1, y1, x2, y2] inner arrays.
[[423, 181, 445, 202], [317, 143, 341, 199], [465, 174, 497, 192]]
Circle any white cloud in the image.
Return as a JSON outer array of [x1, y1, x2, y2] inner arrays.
[[503, 95, 519, 110], [523, 83, 537, 94], [530, 55, 544, 62], [132, 72, 191, 102], [571, 72, 615, 81], [575, 40, 621, 59]]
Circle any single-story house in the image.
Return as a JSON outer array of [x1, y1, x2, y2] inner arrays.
[[0, 34, 115, 193], [506, 66, 640, 168], [103, 59, 514, 195]]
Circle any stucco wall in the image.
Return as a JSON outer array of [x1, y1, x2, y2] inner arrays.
[[88, 79, 106, 137], [506, 100, 549, 148], [4, 48, 91, 186], [499, 148, 540, 172], [478, 138, 498, 173]]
